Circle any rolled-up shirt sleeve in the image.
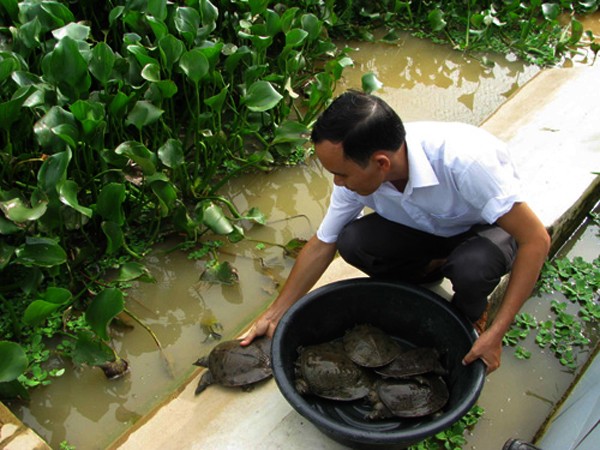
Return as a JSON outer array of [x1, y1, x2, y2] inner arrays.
[[456, 145, 524, 224], [316, 185, 364, 243]]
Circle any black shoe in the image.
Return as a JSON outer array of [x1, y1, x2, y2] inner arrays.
[[502, 438, 542, 450]]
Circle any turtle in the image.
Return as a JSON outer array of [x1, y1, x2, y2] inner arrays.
[[193, 336, 272, 395], [367, 374, 450, 420], [375, 347, 447, 379], [342, 324, 403, 368], [294, 339, 373, 401]]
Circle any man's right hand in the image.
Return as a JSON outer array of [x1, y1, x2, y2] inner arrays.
[[238, 235, 337, 347], [239, 313, 278, 346]]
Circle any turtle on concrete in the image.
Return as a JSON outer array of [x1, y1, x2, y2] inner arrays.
[[193, 336, 272, 395]]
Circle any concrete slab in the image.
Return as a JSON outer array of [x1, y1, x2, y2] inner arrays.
[[113, 62, 600, 450]]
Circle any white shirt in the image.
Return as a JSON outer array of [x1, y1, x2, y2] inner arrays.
[[316, 121, 523, 243]]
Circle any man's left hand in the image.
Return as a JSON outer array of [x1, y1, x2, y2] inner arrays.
[[462, 329, 503, 373]]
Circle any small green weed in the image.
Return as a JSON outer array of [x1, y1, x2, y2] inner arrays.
[[505, 251, 599, 369], [408, 405, 485, 450]]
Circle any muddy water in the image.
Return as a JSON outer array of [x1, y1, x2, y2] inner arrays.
[[465, 214, 600, 449], [9, 34, 547, 449]]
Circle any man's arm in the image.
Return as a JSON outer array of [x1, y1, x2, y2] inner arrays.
[[240, 235, 338, 346], [462, 202, 551, 372]]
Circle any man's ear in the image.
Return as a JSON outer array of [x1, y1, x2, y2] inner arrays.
[[372, 152, 392, 172]]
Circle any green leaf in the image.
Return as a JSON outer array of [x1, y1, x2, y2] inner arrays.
[[125, 101, 164, 131], [149, 177, 177, 217], [174, 6, 201, 46], [0, 242, 15, 269], [148, 0, 168, 20], [0, 341, 28, 383], [244, 207, 267, 225], [15, 237, 67, 268], [200, 260, 239, 285], [158, 34, 185, 71], [101, 221, 124, 254], [569, 19, 583, 44], [158, 138, 184, 168], [72, 331, 114, 366], [362, 72, 383, 94], [43, 35, 91, 100], [179, 48, 210, 84], [199, 202, 234, 235], [301, 13, 321, 41], [541, 3, 561, 21], [96, 183, 126, 224], [38, 149, 72, 195], [23, 287, 73, 326], [52, 22, 90, 41], [285, 28, 309, 48], [243, 80, 283, 112], [114, 141, 157, 175], [0, 192, 48, 223], [0, 86, 34, 131], [70, 99, 106, 136], [85, 287, 125, 341], [113, 262, 155, 283], [89, 42, 116, 85], [272, 120, 309, 145], [33, 106, 78, 151], [204, 87, 228, 112], [59, 180, 93, 218], [427, 9, 447, 32], [141, 63, 161, 82]]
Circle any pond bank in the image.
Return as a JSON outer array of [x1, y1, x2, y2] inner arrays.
[[109, 62, 600, 448]]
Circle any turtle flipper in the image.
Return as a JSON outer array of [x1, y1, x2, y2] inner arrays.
[[195, 371, 213, 395]]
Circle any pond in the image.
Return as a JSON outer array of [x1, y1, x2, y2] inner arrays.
[[6, 32, 558, 449]]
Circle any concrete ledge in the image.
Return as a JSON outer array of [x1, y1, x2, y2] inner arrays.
[[0, 402, 50, 450]]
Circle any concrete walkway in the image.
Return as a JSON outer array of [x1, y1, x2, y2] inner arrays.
[[110, 61, 600, 450]]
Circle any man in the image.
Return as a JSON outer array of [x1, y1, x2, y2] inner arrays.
[[241, 90, 550, 372]]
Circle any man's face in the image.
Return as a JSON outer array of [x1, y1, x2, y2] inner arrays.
[[315, 140, 386, 196]]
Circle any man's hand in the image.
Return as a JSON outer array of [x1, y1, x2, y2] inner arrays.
[[462, 329, 503, 373], [239, 314, 279, 346]]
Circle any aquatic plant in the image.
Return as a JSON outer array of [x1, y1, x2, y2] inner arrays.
[[0, 0, 350, 398], [504, 251, 599, 369]]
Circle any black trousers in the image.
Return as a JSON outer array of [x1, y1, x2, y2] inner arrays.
[[336, 213, 517, 322]]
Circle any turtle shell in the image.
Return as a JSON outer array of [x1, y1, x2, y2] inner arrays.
[[294, 339, 373, 401], [342, 324, 403, 368], [368, 375, 449, 419], [375, 347, 447, 379], [193, 336, 272, 395]]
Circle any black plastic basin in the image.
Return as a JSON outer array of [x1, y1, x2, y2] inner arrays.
[[271, 278, 486, 449]]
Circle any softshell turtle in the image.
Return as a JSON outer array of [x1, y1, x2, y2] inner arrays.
[[294, 339, 373, 401], [375, 347, 447, 379], [193, 336, 272, 395], [367, 375, 450, 420], [342, 324, 403, 368]]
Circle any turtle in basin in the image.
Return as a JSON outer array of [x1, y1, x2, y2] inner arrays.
[[367, 374, 450, 420], [193, 336, 272, 395], [294, 339, 373, 401], [375, 347, 447, 379], [342, 324, 403, 368]]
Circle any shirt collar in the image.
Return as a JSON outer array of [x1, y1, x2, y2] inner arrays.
[[403, 130, 439, 194]]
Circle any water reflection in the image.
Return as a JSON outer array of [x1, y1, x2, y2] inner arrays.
[[11, 34, 540, 450], [338, 32, 538, 124]]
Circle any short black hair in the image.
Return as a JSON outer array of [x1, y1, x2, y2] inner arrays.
[[310, 90, 406, 167]]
